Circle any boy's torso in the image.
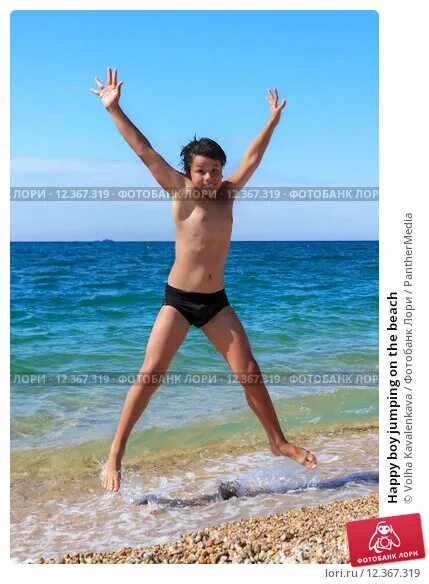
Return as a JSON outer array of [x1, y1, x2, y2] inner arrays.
[[168, 186, 234, 292]]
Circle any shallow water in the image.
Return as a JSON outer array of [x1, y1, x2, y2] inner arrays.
[[11, 428, 378, 563]]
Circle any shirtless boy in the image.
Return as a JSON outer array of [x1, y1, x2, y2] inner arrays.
[[90, 67, 317, 492]]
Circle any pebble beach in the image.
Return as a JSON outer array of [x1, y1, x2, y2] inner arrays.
[[34, 493, 378, 564]]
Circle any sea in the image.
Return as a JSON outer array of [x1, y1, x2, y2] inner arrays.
[[10, 240, 379, 562]]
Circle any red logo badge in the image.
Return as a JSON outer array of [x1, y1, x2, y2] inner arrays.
[[346, 513, 425, 566]]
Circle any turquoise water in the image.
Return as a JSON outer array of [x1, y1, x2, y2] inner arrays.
[[10, 240, 379, 562], [11, 241, 378, 452]]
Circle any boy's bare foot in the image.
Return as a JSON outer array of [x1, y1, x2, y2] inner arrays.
[[269, 439, 317, 469], [102, 453, 122, 492]]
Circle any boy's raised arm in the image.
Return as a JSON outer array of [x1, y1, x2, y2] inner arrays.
[[223, 88, 286, 196], [90, 68, 187, 193]]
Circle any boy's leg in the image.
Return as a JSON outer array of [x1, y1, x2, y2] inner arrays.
[[201, 306, 316, 469], [102, 305, 191, 491]]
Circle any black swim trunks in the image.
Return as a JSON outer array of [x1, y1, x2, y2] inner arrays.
[[162, 283, 230, 328]]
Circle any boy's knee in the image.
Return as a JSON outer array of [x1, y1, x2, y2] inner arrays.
[[235, 356, 261, 385], [137, 361, 167, 388], [245, 357, 260, 374]]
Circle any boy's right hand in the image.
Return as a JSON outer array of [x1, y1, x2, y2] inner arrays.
[[90, 67, 124, 110]]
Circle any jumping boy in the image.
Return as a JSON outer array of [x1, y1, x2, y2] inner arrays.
[[90, 67, 317, 492]]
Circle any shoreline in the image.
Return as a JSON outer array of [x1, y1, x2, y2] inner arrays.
[[12, 427, 378, 562], [34, 493, 378, 564], [11, 421, 378, 483]]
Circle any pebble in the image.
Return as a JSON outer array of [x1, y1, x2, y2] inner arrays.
[[33, 494, 378, 564]]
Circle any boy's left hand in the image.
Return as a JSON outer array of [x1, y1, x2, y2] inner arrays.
[[266, 88, 286, 124]]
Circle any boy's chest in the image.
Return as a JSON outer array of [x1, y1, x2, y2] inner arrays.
[[173, 200, 233, 229]]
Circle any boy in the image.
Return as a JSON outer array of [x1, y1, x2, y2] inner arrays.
[[90, 67, 317, 492]]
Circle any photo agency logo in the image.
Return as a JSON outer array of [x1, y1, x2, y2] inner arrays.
[[346, 514, 425, 567]]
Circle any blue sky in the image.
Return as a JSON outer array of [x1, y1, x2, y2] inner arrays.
[[10, 10, 378, 241]]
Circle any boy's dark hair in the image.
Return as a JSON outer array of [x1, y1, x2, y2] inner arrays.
[[180, 136, 227, 176]]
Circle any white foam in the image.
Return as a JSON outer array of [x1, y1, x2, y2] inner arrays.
[[12, 432, 378, 562]]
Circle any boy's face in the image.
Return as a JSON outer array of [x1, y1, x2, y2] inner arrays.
[[189, 155, 223, 196]]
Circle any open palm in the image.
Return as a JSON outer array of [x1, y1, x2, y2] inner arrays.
[[90, 67, 124, 109], [266, 88, 286, 123]]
